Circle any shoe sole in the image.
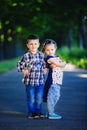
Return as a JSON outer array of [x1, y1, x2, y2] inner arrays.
[[34, 116, 40, 119], [28, 116, 40, 119], [40, 116, 45, 118], [28, 116, 46, 119], [48, 117, 62, 119], [28, 117, 34, 119]]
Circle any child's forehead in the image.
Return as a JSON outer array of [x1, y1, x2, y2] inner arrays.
[[27, 39, 39, 43], [45, 43, 56, 48]]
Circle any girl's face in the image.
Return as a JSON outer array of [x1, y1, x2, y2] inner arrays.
[[44, 44, 57, 56]]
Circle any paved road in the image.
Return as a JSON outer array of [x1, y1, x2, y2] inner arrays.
[[0, 66, 87, 130]]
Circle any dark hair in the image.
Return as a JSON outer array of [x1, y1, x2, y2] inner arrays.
[[42, 39, 57, 52], [26, 34, 39, 44]]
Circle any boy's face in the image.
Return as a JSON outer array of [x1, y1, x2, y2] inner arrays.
[[27, 39, 40, 54], [44, 44, 56, 56]]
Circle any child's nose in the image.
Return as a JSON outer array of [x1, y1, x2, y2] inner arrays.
[[32, 44, 35, 47]]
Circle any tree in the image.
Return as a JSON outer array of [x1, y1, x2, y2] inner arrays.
[[0, 0, 87, 60]]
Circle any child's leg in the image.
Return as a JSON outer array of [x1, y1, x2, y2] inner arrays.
[[53, 84, 61, 106], [35, 85, 44, 113], [26, 85, 36, 114], [47, 84, 60, 114]]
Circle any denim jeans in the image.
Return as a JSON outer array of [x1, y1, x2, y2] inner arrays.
[[47, 84, 61, 114], [26, 85, 44, 114]]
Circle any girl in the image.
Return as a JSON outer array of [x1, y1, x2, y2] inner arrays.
[[43, 39, 66, 119]]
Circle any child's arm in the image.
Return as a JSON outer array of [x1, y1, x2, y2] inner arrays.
[[17, 57, 30, 76], [48, 58, 66, 68], [22, 69, 30, 77], [42, 60, 48, 74], [42, 68, 48, 74]]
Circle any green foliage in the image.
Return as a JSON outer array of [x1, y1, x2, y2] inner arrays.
[[76, 58, 87, 69], [68, 48, 87, 59], [0, 0, 87, 61], [57, 47, 87, 69], [57, 46, 70, 57]]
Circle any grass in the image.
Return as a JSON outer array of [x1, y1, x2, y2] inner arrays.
[[0, 57, 20, 73]]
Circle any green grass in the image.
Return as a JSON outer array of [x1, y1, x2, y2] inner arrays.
[[0, 57, 20, 73]]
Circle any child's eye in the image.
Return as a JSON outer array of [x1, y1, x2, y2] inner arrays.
[[29, 43, 33, 45]]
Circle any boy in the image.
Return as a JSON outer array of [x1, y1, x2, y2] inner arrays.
[[17, 35, 45, 119]]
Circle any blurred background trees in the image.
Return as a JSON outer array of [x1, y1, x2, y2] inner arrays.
[[0, 0, 87, 61]]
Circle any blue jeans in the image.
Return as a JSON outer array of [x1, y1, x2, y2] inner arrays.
[[47, 84, 61, 114], [26, 85, 44, 114]]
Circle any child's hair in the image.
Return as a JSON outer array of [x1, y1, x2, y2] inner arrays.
[[26, 34, 39, 44], [42, 39, 57, 52]]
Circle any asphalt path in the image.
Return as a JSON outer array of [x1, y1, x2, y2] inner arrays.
[[0, 64, 87, 130]]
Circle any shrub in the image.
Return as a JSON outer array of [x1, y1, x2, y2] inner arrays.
[[57, 47, 87, 69]]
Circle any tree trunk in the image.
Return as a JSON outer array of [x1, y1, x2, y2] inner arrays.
[[67, 25, 73, 49], [78, 33, 83, 49], [81, 16, 87, 49], [2, 22, 16, 59]]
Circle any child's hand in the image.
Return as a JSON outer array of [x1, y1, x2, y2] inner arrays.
[[50, 64, 57, 68], [43, 68, 48, 74], [22, 70, 30, 77]]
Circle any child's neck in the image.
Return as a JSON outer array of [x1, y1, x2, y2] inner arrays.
[[30, 50, 38, 54], [48, 54, 55, 56]]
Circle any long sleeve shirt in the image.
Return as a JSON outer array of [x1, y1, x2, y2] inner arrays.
[[17, 51, 45, 86]]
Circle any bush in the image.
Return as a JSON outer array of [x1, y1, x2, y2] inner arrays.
[[77, 58, 87, 69], [57, 47, 87, 69], [68, 48, 87, 59]]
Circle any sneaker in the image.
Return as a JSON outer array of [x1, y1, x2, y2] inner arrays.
[[48, 113, 62, 119], [27, 113, 35, 119], [27, 112, 39, 119], [33, 112, 40, 119], [38, 113, 45, 118]]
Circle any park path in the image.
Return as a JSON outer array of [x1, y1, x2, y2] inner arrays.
[[0, 64, 87, 130]]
